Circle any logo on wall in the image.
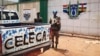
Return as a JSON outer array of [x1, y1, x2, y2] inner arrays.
[[63, 1, 87, 18], [23, 9, 31, 20]]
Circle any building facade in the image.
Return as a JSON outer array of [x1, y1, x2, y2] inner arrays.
[[6, 0, 48, 23], [6, 0, 100, 36], [48, 0, 100, 36]]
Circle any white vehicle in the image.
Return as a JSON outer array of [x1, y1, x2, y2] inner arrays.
[[0, 10, 51, 56], [0, 10, 19, 24]]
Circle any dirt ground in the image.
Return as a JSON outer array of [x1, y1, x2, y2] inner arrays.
[[39, 35, 100, 56]]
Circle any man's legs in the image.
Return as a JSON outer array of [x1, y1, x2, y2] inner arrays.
[[55, 32, 59, 49], [51, 35, 54, 48]]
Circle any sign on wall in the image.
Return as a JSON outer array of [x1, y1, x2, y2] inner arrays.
[[23, 9, 31, 20], [63, 1, 87, 18]]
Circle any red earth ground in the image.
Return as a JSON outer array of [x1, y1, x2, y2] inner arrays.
[[39, 35, 100, 56]]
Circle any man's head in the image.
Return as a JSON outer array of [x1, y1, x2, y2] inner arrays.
[[53, 10, 58, 18]]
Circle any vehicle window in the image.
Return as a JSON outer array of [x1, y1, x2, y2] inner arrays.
[[2, 14, 6, 19], [4, 12, 10, 20], [0, 12, 10, 20], [10, 12, 19, 20], [0, 11, 19, 20]]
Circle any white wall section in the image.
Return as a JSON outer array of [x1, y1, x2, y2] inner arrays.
[[48, 0, 100, 36]]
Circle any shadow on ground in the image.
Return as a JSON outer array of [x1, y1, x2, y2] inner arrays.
[[53, 48, 69, 56]]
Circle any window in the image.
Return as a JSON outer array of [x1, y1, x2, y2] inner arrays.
[[0, 11, 19, 20], [9, 12, 19, 20]]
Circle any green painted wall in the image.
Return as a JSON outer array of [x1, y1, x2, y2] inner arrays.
[[40, 0, 48, 23]]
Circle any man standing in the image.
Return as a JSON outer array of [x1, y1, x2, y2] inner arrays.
[[50, 17, 61, 49], [34, 12, 42, 23]]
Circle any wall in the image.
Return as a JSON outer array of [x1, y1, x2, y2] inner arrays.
[[6, 4, 18, 11], [6, 1, 40, 23], [19, 2, 40, 22], [48, 0, 100, 36]]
